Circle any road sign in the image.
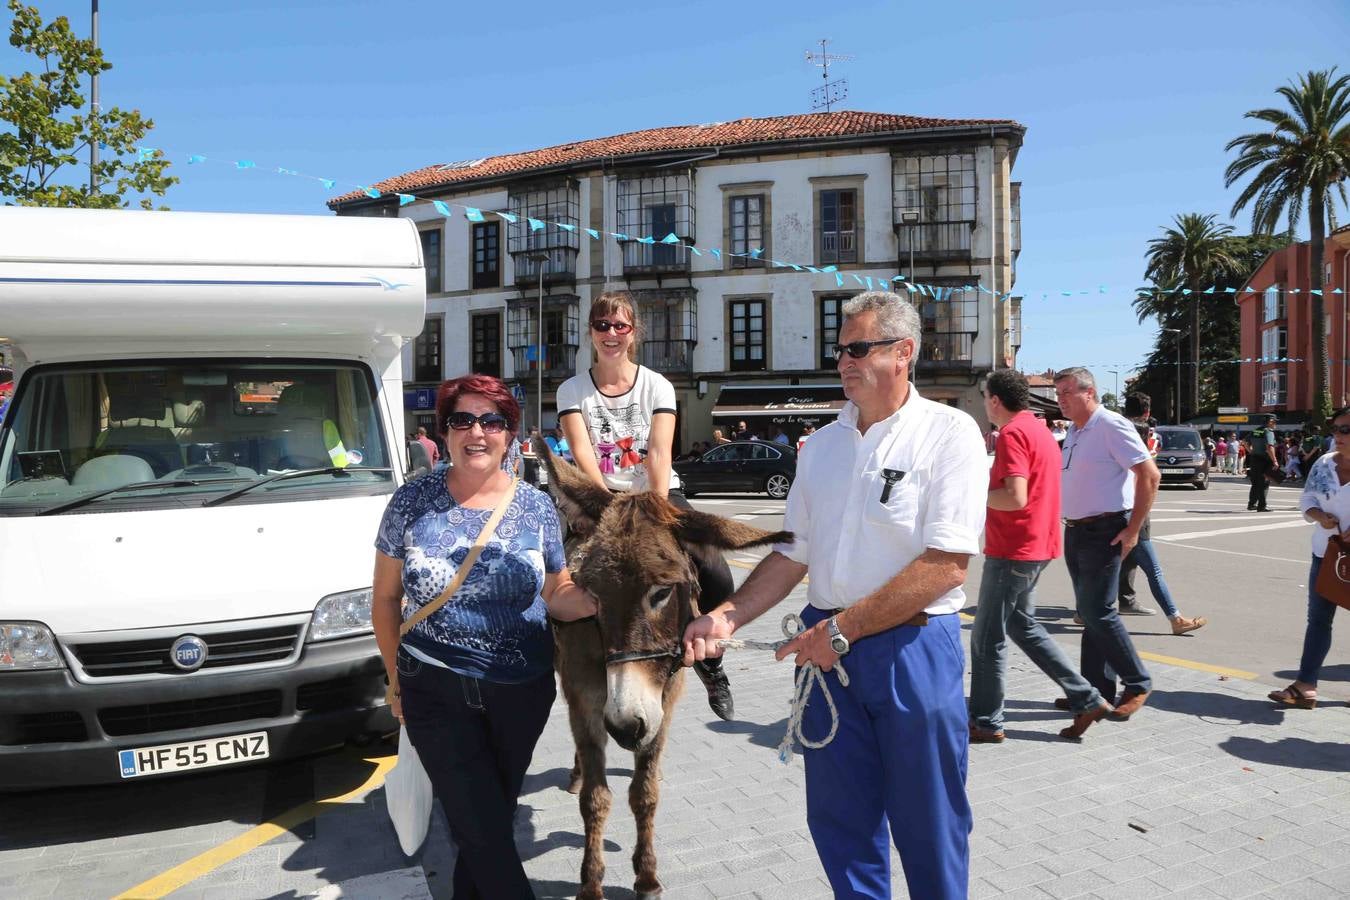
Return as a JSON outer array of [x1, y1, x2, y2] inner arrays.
[[1217, 406, 1248, 414], [1217, 415, 1248, 423], [511, 383, 527, 404]]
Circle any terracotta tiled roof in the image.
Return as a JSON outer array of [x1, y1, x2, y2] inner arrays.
[[330, 110, 1022, 208]]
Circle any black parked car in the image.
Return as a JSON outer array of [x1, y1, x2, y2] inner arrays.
[[675, 440, 796, 499], [1153, 425, 1209, 490]]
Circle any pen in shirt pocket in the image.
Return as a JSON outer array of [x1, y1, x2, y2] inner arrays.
[[880, 468, 907, 503]]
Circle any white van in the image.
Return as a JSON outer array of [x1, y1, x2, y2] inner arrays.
[[0, 208, 425, 788]]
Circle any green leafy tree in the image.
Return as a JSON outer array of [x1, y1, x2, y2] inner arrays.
[[1225, 67, 1350, 425], [1140, 214, 1241, 421], [1100, 392, 1119, 412], [1131, 231, 1290, 422], [0, 0, 175, 208]]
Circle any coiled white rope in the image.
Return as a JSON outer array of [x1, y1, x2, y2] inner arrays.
[[717, 613, 849, 763]]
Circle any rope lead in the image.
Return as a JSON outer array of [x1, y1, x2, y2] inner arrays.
[[717, 613, 848, 764]]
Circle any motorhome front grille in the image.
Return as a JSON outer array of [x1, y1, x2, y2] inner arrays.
[[97, 690, 283, 737], [0, 711, 89, 746], [68, 625, 303, 677]]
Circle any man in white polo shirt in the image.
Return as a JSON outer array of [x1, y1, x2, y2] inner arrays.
[[684, 290, 985, 900], [1055, 367, 1158, 721]]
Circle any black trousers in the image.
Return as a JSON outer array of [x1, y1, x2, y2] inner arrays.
[[397, 648, 555, 900], [1247, 457, 1272, 509], [667, 489, 736, 615]]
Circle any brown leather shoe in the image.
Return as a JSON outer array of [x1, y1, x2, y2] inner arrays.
[[969, 724, 1006, 744], [1053, 697, 1072, 711], [1108, 691, 1149, 721], [1171, 615, 1207, 635], [1059, 702, 1113, 739]]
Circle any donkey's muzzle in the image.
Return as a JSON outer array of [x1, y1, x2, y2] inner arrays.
[[605, 714, 649, 751]]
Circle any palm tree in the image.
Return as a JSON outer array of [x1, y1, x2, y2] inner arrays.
[[1142, 213, 1240, 420], [1225, 68, 1350, 424]]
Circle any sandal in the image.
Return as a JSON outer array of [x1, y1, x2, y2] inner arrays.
[[1267, 684, 1317, 709]]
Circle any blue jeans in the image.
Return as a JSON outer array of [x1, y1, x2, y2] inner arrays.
[[969, 557, 1104, 731], [1064, 514, 1153, 700], [1299, 555, 1340, 684], [1120, 537, 1179, 618], [798, 605, 970, 900]]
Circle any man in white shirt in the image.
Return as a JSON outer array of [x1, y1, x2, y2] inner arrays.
[[1055, 367, 1158, 721], [684, 291, 985, 900]]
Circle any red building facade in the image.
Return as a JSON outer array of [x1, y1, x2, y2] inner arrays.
[[1237, 226, 1350, 418]]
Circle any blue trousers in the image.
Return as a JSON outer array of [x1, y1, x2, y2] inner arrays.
[[1063, 515, 1152, 701], [1299, 555, 1340, 685], [798, 605, 971, 900], [969, 557, 1104, 731]]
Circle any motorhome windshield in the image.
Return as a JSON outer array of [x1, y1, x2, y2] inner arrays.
[[0, 361, 393, 514]]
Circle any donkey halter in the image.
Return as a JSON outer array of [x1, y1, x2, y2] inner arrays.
[[601, 573, 698, 675]]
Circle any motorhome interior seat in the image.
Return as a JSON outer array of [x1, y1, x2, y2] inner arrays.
[[97, 392, 183, 476], [72, 454, 156, 490], [271, 384, 332, 470]]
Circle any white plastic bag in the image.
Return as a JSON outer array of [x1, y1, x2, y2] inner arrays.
[[384, 725, 434, 856]]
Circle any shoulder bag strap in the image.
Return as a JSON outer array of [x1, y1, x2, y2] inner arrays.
[[398, 477, 520, 638]]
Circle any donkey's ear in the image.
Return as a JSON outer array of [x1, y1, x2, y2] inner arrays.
[[674, 509, 792, 552], [538, 435, 612, 536]]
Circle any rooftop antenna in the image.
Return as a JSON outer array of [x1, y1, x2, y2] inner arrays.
[[804, 38, 853, 112]]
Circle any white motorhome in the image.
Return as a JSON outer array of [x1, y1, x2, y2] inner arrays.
[[0, 208, 425, 788]]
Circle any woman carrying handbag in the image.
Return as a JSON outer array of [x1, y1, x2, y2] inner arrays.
[[373, 374, 596, 899], [1268, 405, 1350, 710]]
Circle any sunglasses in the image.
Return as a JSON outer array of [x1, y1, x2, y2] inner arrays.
[[1332, 425, 1350, 436], [446, 411, 509, 434], [591, 319, 634, 335], [832, 338, 902, 360]]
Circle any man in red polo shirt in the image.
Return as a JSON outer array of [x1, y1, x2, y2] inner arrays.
[[968, 369, 1113, 743]]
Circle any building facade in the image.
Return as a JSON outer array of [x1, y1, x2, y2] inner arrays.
[[1237, 227, 1350, 418], [330, 111, 1026, 449]]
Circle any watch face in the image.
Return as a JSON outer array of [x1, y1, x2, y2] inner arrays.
[[830, 636, 848, 654]]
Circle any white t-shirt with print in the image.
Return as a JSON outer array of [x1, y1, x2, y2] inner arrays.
[[556, 366, 680, 492]]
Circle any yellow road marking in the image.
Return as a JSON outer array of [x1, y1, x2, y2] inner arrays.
[[112, 753, 397, 900], [1138, 651, 1257, 680]]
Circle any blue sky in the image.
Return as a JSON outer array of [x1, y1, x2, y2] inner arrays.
[[5, 0, 1348, 381]]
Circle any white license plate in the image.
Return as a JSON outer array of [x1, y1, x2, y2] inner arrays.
[[118, 730, 269, 779], [1160, 468, 1188, 475]]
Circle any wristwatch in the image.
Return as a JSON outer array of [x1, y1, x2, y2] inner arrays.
[[827, 616, 850, 656]]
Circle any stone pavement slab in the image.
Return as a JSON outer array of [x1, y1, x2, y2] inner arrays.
[[26, 570, 1346, 899]]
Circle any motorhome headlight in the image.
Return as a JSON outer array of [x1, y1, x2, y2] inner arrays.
[[0, 622, 65, 670], [309, 588, 374, 642]]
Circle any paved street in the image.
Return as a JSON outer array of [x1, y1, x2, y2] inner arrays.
[[2, 473, 1348, 899]]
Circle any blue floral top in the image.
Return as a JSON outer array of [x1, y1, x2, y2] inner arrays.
[[374, 464, 565, 683]]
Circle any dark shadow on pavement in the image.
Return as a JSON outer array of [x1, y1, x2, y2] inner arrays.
[[1276, 664, 1350, 684], [999, 729, 1068, 743], [707, 717, 789, 750], [1145, 689, 1286, 725], [533, 879, 636, 900], [521, 766, 572, 796], [1219, 735, 1350, 773]]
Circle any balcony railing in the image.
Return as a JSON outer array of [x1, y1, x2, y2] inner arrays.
[[916, 333, 975, 370], [511, 247, 578, 286], [622, 240, 691, 274], [896, 222, 974, 260], [639, 339, 694, 375]]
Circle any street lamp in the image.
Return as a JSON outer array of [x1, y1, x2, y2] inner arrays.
[[525, 251, 550, 434], [1162, 327, 1182, 424], [1107, 369, 1120, 410]]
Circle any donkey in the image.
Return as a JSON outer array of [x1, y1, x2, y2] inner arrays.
[[539, 443, 790, 900]]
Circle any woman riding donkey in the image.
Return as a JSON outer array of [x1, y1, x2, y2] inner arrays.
[[557, 290, 738, 720]]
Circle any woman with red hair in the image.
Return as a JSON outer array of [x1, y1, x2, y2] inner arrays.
[[372, 373, 595, 899]]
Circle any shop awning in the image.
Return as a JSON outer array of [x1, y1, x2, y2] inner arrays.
[[711, 383, 847, 420]]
